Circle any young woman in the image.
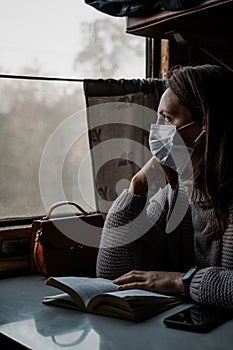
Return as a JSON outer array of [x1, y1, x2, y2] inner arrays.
[[96, 65, 233, 310]]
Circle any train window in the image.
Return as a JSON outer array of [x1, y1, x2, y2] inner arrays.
[[0, 0, 145, 79], [0, 0, 145, 221]]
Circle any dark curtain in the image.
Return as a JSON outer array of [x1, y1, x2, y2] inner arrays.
[[84, 78, 164, 217]]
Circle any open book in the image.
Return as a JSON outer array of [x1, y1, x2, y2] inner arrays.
[[43, 277, 183, 322]]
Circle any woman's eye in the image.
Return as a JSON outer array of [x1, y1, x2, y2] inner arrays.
[[164, 115, 172, 123]]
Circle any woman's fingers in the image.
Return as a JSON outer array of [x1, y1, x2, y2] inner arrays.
[[113, 271, 155, 291], [112, 270, 146, 284], [113, 270, 185, 293], [118, 281, 146, 290]]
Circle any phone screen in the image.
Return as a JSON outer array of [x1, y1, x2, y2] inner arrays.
[[164, 305, 231, 332]]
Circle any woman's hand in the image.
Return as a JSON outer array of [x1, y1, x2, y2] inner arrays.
[[128, 157, 158, 195], [128, 156, 178, 195], [112, 270, 185, 295]]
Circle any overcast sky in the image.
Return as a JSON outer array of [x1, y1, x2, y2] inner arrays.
[[0, 0, 139, 77]]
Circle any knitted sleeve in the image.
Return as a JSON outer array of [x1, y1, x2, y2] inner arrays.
[[96, 187, 169, 279], [190, 207, 233, 310], [190, 267, 233, 310]]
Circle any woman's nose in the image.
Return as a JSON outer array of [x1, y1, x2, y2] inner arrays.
[[156, 116, 165, 125]]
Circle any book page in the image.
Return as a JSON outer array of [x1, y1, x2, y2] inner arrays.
[[104, 289, 176, 298], [43, 293, 82, 310], [88, 289, 183, 321], [46, 277, 118, 306]]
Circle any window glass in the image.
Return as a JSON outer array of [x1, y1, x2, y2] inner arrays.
[[0, 80, 94, 219], [0, 0, 145, 78], [0, 0, 145, 220]]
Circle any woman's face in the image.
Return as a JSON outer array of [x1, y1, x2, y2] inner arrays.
[[157, 88, 203, 147]]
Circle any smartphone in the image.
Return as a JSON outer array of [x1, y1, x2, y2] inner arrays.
[[163, 304, 232, 332]]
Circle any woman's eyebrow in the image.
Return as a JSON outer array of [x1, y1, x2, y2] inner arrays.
[[159, 109, 177, 115]]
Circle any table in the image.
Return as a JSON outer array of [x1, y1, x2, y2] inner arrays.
[[0, 275, 232, 350]]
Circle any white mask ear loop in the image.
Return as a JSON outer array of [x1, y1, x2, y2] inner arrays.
[[194, 126, 206, 144], [177, 120, 198, 131]]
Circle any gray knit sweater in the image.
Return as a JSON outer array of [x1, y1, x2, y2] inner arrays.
[[96, 183, 233, 310]]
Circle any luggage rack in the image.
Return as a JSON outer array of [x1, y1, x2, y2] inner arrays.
[[127, 0, 233, 74]]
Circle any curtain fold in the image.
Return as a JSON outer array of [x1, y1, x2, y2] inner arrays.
[[84, 78, 164, 216]]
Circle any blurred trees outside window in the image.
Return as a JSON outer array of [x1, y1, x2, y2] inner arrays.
[[0, 0, 145, 219]]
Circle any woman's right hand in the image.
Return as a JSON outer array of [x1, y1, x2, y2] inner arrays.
[[129, 157, 158, 195], [129, 156, 179, 195]]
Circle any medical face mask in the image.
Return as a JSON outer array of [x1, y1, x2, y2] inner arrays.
[[149, 121, 197, 174]]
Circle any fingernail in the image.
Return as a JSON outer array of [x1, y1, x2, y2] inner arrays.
[[112, 279, 118, 284]]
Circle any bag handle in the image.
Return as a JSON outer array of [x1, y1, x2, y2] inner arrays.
[[45, 201, 88, 219]]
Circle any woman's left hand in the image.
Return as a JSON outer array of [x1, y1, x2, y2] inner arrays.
[[112, 270, 185, 295]]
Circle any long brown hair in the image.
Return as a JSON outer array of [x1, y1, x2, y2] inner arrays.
[[167, 65, 233, 236]]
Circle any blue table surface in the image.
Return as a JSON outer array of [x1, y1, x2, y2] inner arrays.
[[1, 275, 233, 350]]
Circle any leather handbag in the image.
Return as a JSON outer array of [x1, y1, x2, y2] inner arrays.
[[30, 201, 104, 277]]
